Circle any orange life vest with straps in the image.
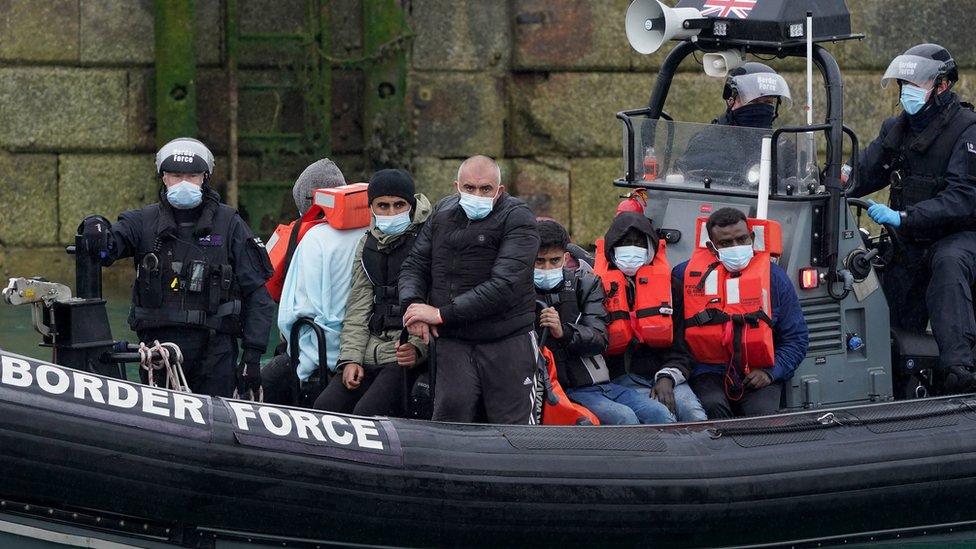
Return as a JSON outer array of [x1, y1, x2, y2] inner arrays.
[[265, 183, 370, 301], [594, 239, 673, 355], [539, 345, 601, 426], [682, 217, 781, 373]]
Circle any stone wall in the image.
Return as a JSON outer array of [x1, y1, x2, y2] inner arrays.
[[3, 0, 976, 285]]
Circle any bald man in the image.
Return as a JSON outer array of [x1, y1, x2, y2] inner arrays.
[[399, 156, 541, 424]]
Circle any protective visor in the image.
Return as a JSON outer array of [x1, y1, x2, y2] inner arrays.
[[730, 72, 792, 106], [881, 55, 947, 88]]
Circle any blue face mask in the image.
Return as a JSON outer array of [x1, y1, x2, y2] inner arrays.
[[716, 244, 754, 272], [374, 210, 411, 235], [900, 83, 931, 115], [166, 181, 203, 209], [534, 267, 564, 290], [613, 245, 649, 276], [458, 190, 496, 220]]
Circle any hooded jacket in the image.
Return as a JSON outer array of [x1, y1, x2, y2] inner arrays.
[[602, 213, 692, 384], [398, 192, 540, 342], [338, 194, 432, 369]]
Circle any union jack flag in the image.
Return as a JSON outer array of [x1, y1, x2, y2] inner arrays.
[[701, 0, 757, 19]]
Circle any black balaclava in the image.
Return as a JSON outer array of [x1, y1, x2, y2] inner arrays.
[[730, 102, 777, 129]]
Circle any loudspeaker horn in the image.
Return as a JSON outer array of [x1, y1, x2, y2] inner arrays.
[[625, 0, 703, 55], [702, 49, 745, 77]]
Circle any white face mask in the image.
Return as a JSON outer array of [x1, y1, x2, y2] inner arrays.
[[613, 245, 649, 276], [458, 190, 496, 220], [716, 244, 754, 272], [374, 210, 411, 235]]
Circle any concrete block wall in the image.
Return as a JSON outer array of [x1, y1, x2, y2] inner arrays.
[[0, 0, 363, 284], [409, 0, 976, 245], [4, 0, 976, 288]]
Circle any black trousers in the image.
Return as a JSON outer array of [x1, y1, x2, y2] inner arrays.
[[433, 332, 537, 424], [136, 327, 237, 397], [882, 231, 976, 369], [313, 362, 412, 417], [690, 373, 782, 419]]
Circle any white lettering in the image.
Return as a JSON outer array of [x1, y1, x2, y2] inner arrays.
[[36, 365, 69, 394], [259, 406, 292, 436], [322, 415, 354, 445], [107, 379, 138, 408], [227, 401, 256, 430], [72, 372, 105, 404], [1, 356, 32, 387], [140, 387, 170, 417], [172, 393, 206, 425], [289, 409, 327, 442], [350, 418, 384, 450]]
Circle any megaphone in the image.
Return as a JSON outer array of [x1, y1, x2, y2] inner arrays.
[[702, 49, 745, 77], [625, 0, 703, 55]]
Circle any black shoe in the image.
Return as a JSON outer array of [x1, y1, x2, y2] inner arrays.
[[944, 365, 976, 394]]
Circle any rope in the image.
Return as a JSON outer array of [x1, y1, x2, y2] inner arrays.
[[709, 400, 975, 438], [138, 340, 190, 393]]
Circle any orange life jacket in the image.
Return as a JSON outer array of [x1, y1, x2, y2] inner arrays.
[[594, 239, 673, 355], [265, 183, 371, 301], [682, 217, 780, 373], [539, 346, 600, 426]]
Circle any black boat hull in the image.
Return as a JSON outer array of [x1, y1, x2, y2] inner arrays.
[[1, 350, 975, 547]]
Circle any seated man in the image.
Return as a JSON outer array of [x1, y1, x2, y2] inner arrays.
[[674, 208, 809, 418], [534, 220, 671, 425], [277, 159, 364, 387], [314, 170, 431, 416], [263, 158, 350, 404], [597, 213, 706, 422], [673, 62, 796, 188]]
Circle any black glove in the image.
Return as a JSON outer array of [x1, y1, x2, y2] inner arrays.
[[77, 215, 113, 265], [236, 348, 263, 399]]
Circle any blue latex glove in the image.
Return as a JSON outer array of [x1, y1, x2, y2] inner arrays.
[[867, 200, 902, 228]]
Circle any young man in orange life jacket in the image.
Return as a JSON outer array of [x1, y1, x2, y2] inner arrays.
[[598, 213, 707, 422], [674, 208, 809, 419], [534, 219, 673, 425]]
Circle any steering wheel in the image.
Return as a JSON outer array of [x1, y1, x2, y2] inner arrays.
[[846, 197, 904, 269]]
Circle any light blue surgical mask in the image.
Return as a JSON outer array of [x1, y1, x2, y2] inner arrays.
[[534, 267, 564, 290], [166, 181, 203, 209], [374, 210, 411, 235], [458, 190, 495, 220], [900, 83, 930, 115], [717, 244, 754, 272], [613, 245, 649, 276]]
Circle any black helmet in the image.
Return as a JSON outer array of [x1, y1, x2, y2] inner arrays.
[[723, 62, 792, 106], [155, 137, 215, 176], [881, 43, 957, 88]]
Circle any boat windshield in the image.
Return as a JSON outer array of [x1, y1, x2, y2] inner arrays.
[[621, 117, 822, 196]]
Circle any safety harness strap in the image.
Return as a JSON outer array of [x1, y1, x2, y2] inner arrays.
[[636, 303, 673, 318], [694, 261, 723, 292], [607, 311, 631, 322], [133, 299, 241, 329]]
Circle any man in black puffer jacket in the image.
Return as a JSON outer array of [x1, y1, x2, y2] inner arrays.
[[399, 155, 541, 424]]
